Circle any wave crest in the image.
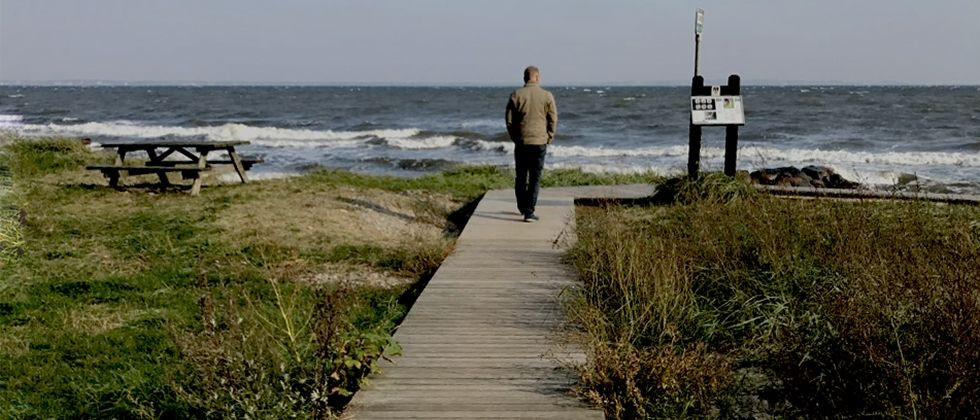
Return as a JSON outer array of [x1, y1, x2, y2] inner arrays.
[[15, 120, 421, 144]]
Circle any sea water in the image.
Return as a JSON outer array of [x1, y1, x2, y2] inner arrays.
[[1, 85, 978, 193]]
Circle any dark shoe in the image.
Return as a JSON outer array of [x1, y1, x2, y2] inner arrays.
[[524, 213, 539, 223]]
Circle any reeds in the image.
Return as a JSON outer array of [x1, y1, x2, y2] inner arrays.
[[569, 176, 980, 418]]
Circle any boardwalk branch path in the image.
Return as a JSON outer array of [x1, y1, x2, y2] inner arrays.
[[347, 185, 651, 420]]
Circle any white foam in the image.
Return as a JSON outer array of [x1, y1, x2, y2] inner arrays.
[[0, 114, 23, 128], [546, 162, 677, 176], [7, 94, 24, 98], [14, 121, 421, 145], [542, 144, 980, 169], [219, 171, 295, 182], [737, 146, 980, 168], [550, 144, 690, 158], [472, 141, 980, 186], [385, 135, 457, 150], [470, 139, 515, 153], [242, 139, 363, 148]]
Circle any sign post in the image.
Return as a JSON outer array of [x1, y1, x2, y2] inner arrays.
[[689, 8, 704, 179], [694, 8, 704, 77], [687, 8, 745, 179]]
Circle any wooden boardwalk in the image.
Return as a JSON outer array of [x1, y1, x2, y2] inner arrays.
[[346, 185, 651, 419]]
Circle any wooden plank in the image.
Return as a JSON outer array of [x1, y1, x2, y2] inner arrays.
[[87, 165, 211, 172], [189, 149, 209, 195], [149, 159, 263, 169], [228, 148, 249, 183], [351, 411, 600, 419], [347, 187, 657, 419], [98, 140, 250, 148]]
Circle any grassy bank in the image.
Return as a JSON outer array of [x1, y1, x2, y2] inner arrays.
[[569, 175, 980, 418], [0, 135, 660, 418]]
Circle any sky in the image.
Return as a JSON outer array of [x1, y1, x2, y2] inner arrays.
[[1, 0, 978, 85]]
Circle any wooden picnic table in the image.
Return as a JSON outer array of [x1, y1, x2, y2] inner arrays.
[[87, 140, 261, 195]]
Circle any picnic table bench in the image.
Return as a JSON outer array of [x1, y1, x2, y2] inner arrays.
[[87, 140, 262, 195]]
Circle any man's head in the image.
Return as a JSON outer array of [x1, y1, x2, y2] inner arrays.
[[523, 66, 540, 83]]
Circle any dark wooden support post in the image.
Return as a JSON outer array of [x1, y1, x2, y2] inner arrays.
[[688, 76, 705, 179], [145, 148, 170, 186], [723, 74, 740, 176], [190, 148, 209, 196], [228, 148, 249, 183]]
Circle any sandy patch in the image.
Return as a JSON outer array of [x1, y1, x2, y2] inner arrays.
[[215, 186, 456, 250], [299, 262, 415, 289]]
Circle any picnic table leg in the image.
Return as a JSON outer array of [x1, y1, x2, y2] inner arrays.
[[107, 149, 128, 187], [190, 149, 209, 196], [145, 149, 171, 186], [107, 170, 120, 187], [228, 148, 249, 183]]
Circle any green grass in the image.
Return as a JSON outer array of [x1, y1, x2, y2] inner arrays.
[[0, 135, 660, 418], [569, 175, 980, 418], [0, 153, 20, 265], [303, 163, 662, 203]]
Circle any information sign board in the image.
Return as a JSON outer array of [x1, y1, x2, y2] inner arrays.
[[691, 95, 745, 126]]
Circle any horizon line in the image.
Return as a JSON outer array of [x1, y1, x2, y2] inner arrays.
[[3, 80, 979, 88]]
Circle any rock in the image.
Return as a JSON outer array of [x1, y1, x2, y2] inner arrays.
[[896, 173, 918, 185], [801, 165, 833, 180], [750, 165, 860, 190], [749, 168, 779, 184], [779, 175, 813, 187], [775, 166, 802, 177], [826, 173, 858, 189]]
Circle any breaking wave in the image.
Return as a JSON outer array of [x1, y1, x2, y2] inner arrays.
[[0, 114, 23, 128], [8, 120, 979, 189], [14, 120, 421, 145]]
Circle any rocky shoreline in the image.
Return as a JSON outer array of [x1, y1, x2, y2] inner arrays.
[[750, 165, 860, 189]]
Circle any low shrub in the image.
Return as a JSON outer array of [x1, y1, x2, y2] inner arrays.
[[3, 137, 97, 176], [172, 279, 405, 418], [569, 175, 980, 418]]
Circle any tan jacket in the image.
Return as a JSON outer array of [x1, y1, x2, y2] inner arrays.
[[505, 82, 557, 145]]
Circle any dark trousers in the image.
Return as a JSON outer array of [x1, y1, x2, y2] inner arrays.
[[514, 144, 547, 216]]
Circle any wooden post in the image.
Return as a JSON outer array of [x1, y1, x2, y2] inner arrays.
[[694, 9, 704, 77], [723, 74, 740, 176], [688, 76, 705, 179], [190, 148, 209, 196], [228, 148, 249, 183], [145, 148, 170, 186], [114, 148, 127, 166]]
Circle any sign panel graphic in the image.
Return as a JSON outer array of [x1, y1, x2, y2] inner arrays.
[[691, 95, 745, 126]]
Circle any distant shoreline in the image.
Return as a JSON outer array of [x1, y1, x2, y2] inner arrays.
[[3, 82, 979, 88]]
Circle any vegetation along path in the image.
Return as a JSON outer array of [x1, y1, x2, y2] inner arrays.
[[347, 185, 650, 419]]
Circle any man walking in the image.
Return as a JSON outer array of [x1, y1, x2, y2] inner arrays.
[[505, 66, 557, 222]]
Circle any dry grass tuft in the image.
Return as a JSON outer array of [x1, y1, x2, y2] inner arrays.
[[300, 262, 414, 289], [569, 179, 980, 418], [215, 185, 454, 252], [64, 304, 161, 335]]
